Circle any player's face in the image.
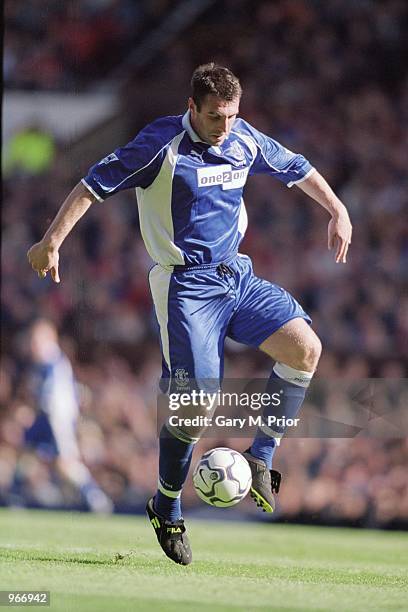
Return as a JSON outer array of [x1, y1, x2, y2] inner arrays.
[[188, 94, 240, 146]]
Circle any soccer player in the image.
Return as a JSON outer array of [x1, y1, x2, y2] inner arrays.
[[27, 64, 352, 564], [24, 318, 113, 513]]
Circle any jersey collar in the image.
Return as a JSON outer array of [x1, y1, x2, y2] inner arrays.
[[182, 111, 206, 143]]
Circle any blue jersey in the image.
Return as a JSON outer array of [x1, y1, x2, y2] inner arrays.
[[82, 112, 314, 266]]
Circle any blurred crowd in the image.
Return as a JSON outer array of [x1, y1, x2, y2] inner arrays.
[[4, 0, 174, 90], [2, 0, 407, 528]]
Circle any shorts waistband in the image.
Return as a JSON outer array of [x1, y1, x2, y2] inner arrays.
[[172, 253, 237, 272]]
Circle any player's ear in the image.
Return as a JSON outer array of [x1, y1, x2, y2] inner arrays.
[[188, 97, 197, 114]]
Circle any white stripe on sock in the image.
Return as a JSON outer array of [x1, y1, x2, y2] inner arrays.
[[273, 362, 314, 388], [259, 424, 282, 445], [157, 480, 182, 499], [166, 421, 200, 444]]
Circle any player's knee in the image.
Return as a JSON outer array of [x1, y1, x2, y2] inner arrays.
[[280, 331, 322, 372], [298, 334, 322, 371], [169, 421, 208, 443], [167, 400, 217, 442]]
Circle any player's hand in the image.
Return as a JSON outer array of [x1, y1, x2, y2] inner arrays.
[[328, 207, 352, 263], [27, 241, 60, 283]]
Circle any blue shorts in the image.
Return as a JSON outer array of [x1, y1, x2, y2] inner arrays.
[[24, 410, 79, 460], [149, 253, 311, 392], [24, 411, 59, 459]]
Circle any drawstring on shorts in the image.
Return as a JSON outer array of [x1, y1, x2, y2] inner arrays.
[[216, 263, 234, 279]]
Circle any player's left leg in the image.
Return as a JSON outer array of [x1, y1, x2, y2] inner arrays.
[[228, 254, 320, 512], [251, 317, 321, 463], [244, 319, 321, 512]]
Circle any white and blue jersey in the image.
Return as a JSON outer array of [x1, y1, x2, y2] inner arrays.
[[82, 111, 314, 267], [25, 352, 81, 458], [82, 112, 313, 389]]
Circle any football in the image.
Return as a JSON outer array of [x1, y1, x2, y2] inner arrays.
[[192, 447, 252, 507]]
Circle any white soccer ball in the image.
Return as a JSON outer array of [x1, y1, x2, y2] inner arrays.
[[192, 447, 252, 507]]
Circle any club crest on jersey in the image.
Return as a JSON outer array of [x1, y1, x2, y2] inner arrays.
[[224, 140, 246, 164], [197, 164, 249, 190], [174, 368, 189, 387]]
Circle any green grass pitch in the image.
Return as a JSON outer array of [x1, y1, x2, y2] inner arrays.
[[0, 509, 407, 611]]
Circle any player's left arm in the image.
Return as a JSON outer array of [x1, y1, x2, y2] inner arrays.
[[240, 121, 352, 263], [296, 170, 352, 264]]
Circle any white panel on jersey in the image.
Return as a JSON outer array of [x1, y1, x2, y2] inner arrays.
[[149, 265, 172, 382], [136, 132, 185, 266], [197, 165, 249, 190], [46, 356, 81, 458], [237, 198, 248, 238]]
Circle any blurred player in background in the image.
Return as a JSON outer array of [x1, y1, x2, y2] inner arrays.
[[27, 64, 352, 564], [25, 319, 113, 513]]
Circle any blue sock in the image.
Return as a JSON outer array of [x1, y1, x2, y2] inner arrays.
[[250, 363, 313, 470], [154, 424, 195, 522]]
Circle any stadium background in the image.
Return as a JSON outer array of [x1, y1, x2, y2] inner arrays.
[[2, 0, 407, 529]]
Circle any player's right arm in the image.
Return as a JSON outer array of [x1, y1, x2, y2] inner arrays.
[[27, 116, 181, 283], [27, 181, 96, 283]]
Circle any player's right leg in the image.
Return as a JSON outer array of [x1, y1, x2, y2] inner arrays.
[[147, 263, 234, 564]]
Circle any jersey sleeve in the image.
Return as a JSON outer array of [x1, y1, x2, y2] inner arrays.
[[82, 119, 178, 201], [243, 121, 315, 187]]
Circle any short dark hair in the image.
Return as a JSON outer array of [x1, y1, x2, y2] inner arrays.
[[191, 63, 242, 110]]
